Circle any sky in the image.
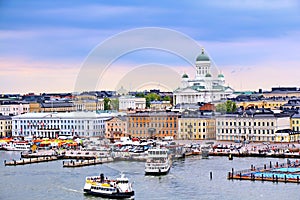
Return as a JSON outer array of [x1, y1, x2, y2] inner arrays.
[[1, 0, 300, 94]]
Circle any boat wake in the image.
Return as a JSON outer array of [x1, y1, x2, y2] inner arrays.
[[61, 187, 84, 194]]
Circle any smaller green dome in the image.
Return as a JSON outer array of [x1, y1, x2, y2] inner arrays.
[[218, 74, 224, 78], [205, 73, 212, 77], [182, 73, 189, 78], [196, 48, 210, 61]]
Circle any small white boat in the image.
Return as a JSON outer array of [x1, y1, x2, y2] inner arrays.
[[145, 148, 172, 176], [4, 141, 31, 151], [83, 173, 134, 199]]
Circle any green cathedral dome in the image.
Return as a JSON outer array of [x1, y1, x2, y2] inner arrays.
[[182, 73, 189, 78], [196, 48, 210, 61]]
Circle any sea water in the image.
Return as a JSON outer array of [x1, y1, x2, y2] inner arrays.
[[0, 151, 298, 200]]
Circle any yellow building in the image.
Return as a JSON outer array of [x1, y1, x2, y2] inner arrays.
[[264, 100, 287, 109], [127, 111, 180, 139], [178, 111, 215, 140], [40, 101, 75, 112], [150, 101, 172, 111], [236, 99, 287, 110], [274, 129, 300, 143], [291, 114, 300, 132], [73, 94, 104, 111], [29, 102, 42, 113], [0, 116, 12, 137]]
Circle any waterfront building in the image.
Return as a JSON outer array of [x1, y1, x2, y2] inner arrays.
[[12, 112, 114, 139], [73, 94, 104, 111], [150, 100, 171, 111], [0, 115, 12, 137], [40, 100, 75, 112], [29, 102, 42, 113], [274, 129, 300, 143], [173, 48, 234, 105], [282, 98, 300, 110], [178, 110, 215, 140], [127, 111, 180, 139], [235, 99, 288, 110], [105, 116, 127, 141], [0, 103, 30, 116], [28, 100, 75, 113], [262, 87, 300, 98], [290, 113, 300, 139], [216, 109, 290, 142], [119, 96, 146, 111]]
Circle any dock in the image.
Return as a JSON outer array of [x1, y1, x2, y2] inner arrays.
[[210, 151, 300, 159], [4, 156, 58, 166], [228, 159, 300, 183], [62, 157, 114, 167]]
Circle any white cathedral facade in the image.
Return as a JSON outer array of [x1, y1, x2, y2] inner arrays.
[[173, 48, 234, 105]]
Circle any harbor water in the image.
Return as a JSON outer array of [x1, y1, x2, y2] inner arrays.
[[0, 151, 299, 200]]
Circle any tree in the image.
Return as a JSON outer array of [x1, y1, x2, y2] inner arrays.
[[145, 93, 160, 108], [216, 100, 237, 114], [110, 98, 119, 110], [135, 93, 145, 98], [104, 97, 111, 110], [163, 96, 171, 101], [216, 103, 227, 114]]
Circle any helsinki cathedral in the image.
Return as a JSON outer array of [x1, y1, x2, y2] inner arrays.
[[173, 48, 234, 105]]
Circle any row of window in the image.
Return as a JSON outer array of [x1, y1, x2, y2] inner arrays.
[[14, 131, 104, 136], [128, 130, 176, 134], [217, 135, 273, 141], [18, 120, 104, 124], [107, 128, 125, 132], [217, 129, 274, 134], [0, 121, 12, 124], [107, 123, 126, 127], [129, 117, 176, 121], [181, 128, 206, 133], [179, 134, 206, 139], [128, 123, 177, 128], [181, 122, 207, 126], [0, 126, 12, 130], [0, 107, 29, 111], [16, 124, 105, 130], [217, 121, 274, 127], [292, 120, 300, 124]]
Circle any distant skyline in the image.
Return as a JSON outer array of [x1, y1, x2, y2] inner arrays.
[[1, 0, 300, 94]]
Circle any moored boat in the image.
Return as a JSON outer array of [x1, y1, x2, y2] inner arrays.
[[83, 173, 134, 199], [4, 141, 31, 151], [145, 148, 172, 176]]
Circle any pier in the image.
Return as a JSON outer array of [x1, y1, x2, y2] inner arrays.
[[228, 159, 300, 183], [4, 156, 58, 166], [62, 157, 114, 167]]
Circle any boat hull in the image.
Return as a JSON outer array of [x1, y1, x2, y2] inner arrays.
[[84, 189, 134, 199], [145, 166, 171, 176]]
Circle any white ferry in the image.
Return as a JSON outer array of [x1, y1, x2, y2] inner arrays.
[[145, 148, 172, 176], [4, 141, 31, 151], [83, 173, 135, 199]]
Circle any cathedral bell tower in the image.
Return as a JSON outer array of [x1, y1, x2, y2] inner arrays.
[[195, 48, 211, 80]]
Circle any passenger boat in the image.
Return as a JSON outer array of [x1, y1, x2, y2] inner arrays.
[[4, 141, 31, 151], [201, 143, 212, 159], [83, 173, 135, 199], [145, 148, 172, 176]]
